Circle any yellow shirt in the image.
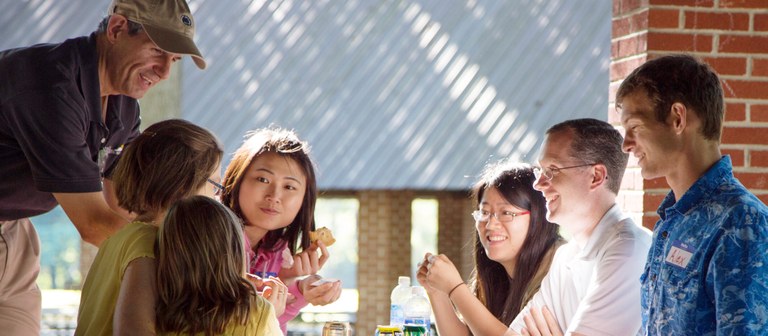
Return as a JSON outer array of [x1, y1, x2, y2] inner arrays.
[[75, 221, 157, 336], [158, 296, 282, 336]]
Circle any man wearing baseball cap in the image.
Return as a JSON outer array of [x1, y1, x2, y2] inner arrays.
[[0, 0, 205, 333]]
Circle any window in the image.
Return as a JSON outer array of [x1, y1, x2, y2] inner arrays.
[[411, 198, 438, 280], [293, 197, 359, 330]]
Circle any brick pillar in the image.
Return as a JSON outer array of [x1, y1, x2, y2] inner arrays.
[[611, 0, 768, 229], [437, 191, 475, 280], [357, 190, 413, 334]]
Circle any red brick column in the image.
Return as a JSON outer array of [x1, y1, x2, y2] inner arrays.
[[611, 0, 768, 229]]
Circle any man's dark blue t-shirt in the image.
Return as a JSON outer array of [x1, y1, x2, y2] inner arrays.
[[0, 33, 140, 220]]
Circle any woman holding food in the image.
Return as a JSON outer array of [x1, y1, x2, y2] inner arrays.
[[220, 127, 342, 334], [417, 162, 564, 336]]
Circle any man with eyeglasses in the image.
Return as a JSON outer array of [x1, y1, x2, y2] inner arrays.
[[506, 118, 651, 336], [0, 0, 205, 333], [618, 55, 768, 335]]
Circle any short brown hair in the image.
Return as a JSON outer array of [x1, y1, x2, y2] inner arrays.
[[112, 119, 223, 219], [546, 118, 628, 194], [616, 54, 724, 141]]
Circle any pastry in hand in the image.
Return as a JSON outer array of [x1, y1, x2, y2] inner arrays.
[[309, 227, 336, 247]]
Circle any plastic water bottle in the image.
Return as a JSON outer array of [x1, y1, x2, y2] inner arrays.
[[403, 286, 431, 335], [389, 276, 411, 327]]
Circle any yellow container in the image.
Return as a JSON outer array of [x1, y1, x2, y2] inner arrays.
[[375, 325, 403, 336]]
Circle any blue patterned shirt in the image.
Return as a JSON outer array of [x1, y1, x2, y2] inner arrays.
[[641, 156, 768, 335]]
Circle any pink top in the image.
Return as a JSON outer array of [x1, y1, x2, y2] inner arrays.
[[245, 237, 308, 335]]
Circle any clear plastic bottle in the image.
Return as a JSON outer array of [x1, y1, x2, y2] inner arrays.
[[403, 286, 432, 335], [389, 276, 411, 327]]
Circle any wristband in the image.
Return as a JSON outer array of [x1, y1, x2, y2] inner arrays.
[[448, 282, 464, 299]]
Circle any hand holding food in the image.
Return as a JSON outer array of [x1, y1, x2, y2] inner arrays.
[[278, 228, 333, 278], [254, 275, 289, 316]]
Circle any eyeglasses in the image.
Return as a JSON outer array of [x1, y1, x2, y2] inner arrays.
[[533, 163, 597, 181], [207, 178, 225, 196], [472, 210, 530, 223]]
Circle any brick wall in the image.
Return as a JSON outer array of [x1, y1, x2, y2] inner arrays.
[[437, 192, 476, 280], [356, 190, 413, 333], [611, 0, 768, 229], [356, 190, 473, 333]]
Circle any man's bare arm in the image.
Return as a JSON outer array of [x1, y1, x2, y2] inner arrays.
[[53, 191, 128, 246]]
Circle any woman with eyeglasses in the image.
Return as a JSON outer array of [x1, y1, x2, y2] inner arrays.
[[417, 161, 565, 336]]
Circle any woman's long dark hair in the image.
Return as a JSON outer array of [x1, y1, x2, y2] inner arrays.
[[220, 127, 317, 253], [469, 162, 561, 324]]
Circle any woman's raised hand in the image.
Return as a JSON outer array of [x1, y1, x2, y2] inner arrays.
[[279, 240, 330, 279], [249, 274, 289, 316], [417, 252, 463, 295]]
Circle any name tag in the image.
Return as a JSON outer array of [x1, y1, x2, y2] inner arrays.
[[665, 240, 694, 269]]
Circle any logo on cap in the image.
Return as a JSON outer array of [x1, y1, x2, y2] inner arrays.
[[181, 15, 192, 26]]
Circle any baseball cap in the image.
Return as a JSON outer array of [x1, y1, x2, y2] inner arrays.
[[109, 0, 206, 69]]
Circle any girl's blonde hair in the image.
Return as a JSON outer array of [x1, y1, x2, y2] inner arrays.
[[156, 196, 258, 335]]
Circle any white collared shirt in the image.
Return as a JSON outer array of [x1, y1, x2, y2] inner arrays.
[[507, 204, 651, 336]]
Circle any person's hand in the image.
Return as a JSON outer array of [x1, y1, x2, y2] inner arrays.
[[299, 274, 342, 306], [521, 305, 562, 336], [279, 241, 330, 279], [416, 253, 438, 296], [417, 253, 463, 295], [250, 275, 289, 316], [246, 273, 264, 288]]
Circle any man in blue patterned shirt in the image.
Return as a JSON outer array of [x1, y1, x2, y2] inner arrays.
[[616, 54, 768, 335]]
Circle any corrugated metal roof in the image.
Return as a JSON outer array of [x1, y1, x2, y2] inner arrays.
[[1, 0, 610, 191]]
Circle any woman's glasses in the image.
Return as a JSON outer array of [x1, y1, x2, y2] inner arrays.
[[207, 178, 225, 196], [471, 210, 530, 223]]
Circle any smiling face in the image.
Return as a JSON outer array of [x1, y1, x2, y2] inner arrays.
[[619, 90, 679, 180], [476, 187, 530, 270], [103, 15, 180, 99], [237, 151, 307, 241], [533, 131, 593, 226]]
